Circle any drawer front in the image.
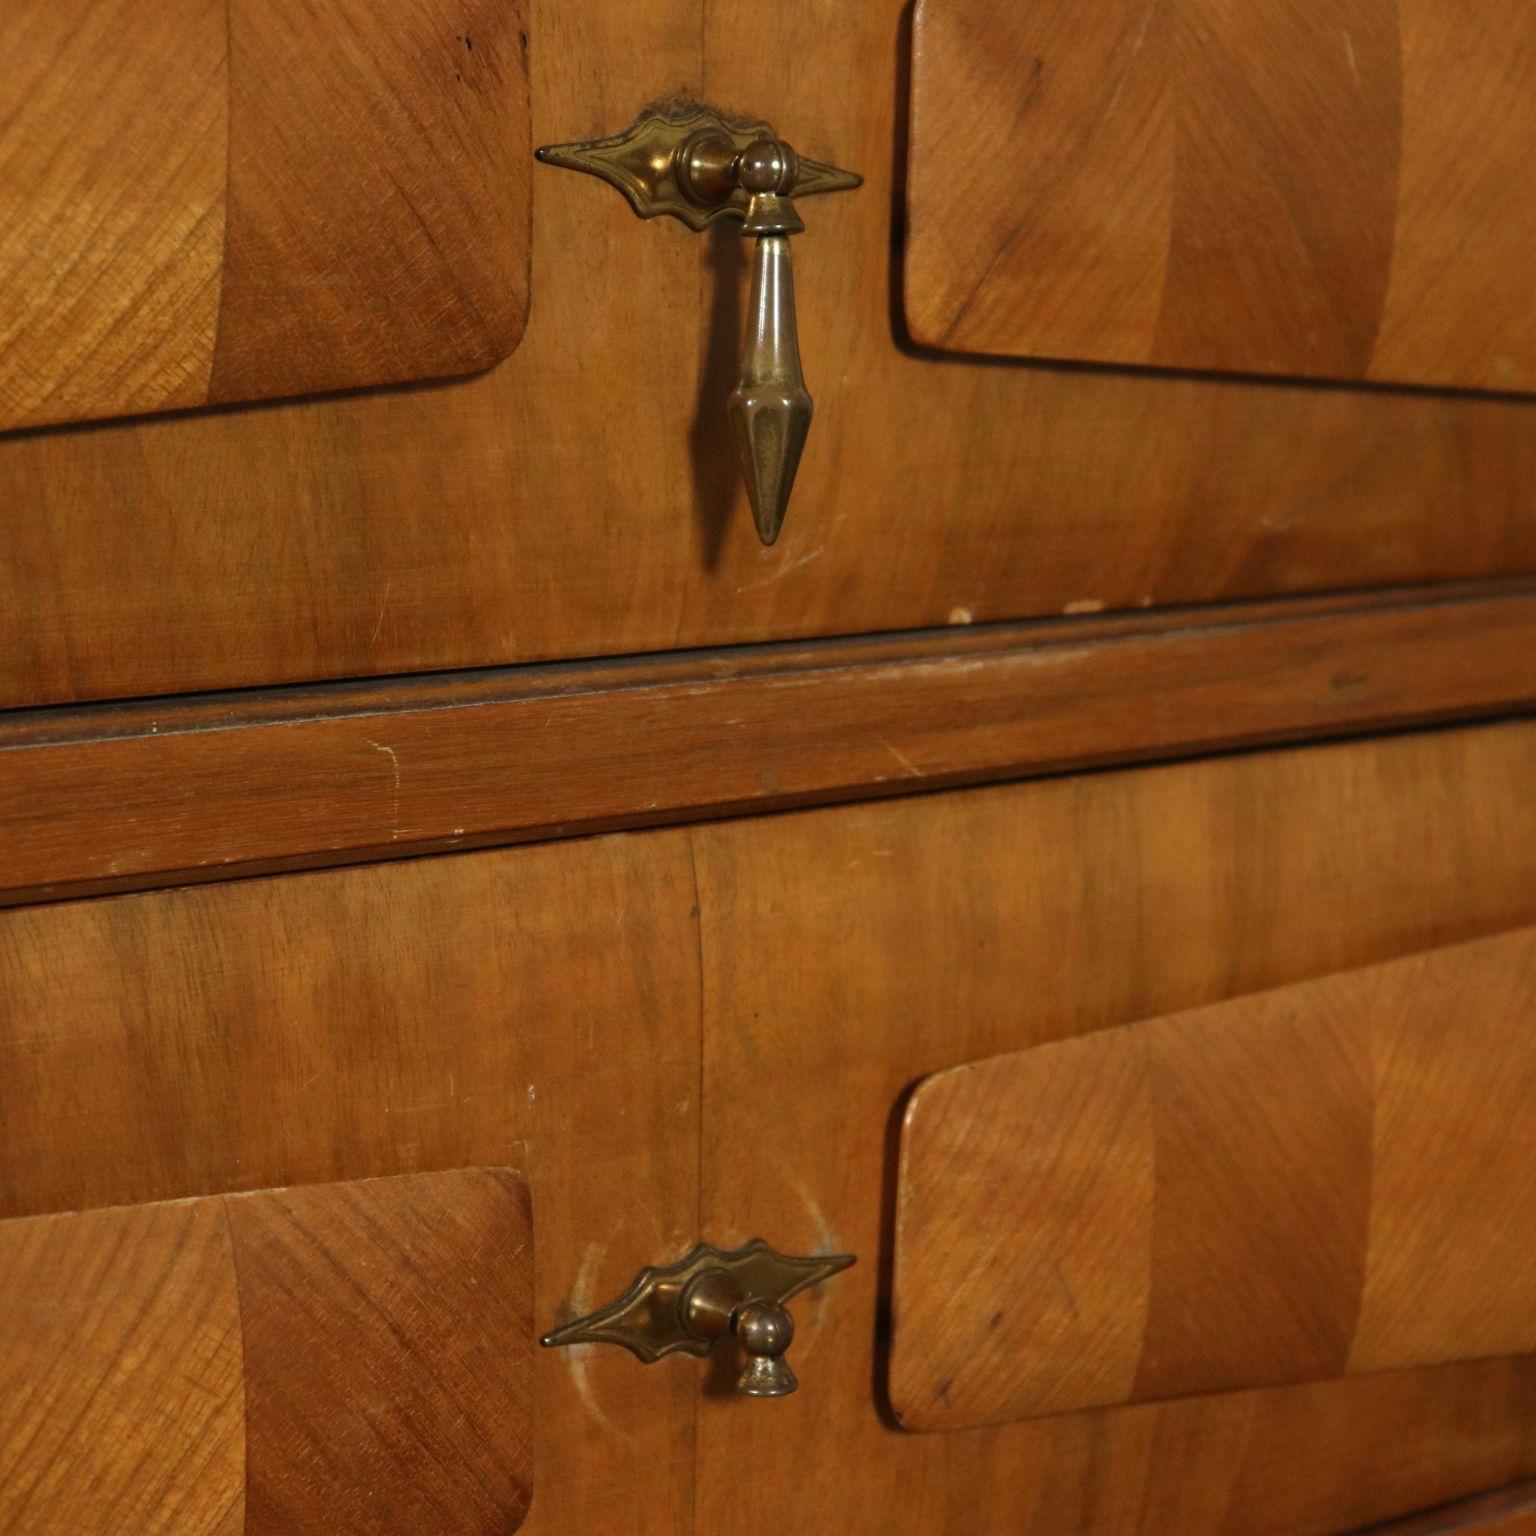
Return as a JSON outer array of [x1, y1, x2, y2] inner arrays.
[[905, 0, 1536, 392], [890, 927, 1536, 1432], [7, 720, 1536, 1533], [0, 1170, 532, 1535], [0, 0, 529, 432], [5, 0, 1536, 710]]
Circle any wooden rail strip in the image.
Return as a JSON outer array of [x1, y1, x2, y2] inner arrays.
[[2, 583, 1535, 906]]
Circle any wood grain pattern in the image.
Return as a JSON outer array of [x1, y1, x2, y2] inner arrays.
[[890, 928, 1536, 1432], [7, 0, 1536, 709], [0, 1170, 531, 1535], [907, 0, 1536, 392], [4, 583, 1533, 906], [0, 1199, 243, 1535], [232, 1171, 532, 1535], [690, 722, 1536, 1536], [0, 0, 528, 432]]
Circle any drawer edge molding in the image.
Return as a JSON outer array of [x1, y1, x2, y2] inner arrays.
[[3, 580, 1536, 906]]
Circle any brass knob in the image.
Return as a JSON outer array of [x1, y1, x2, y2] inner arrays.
[[682, 1267, 799, 1396], [535, 104, 861, 547], [540, 1238, 855, 1400]]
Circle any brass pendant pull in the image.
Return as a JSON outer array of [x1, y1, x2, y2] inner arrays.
[[540, 1238, 855, 1399], [536, 104, 861, 545]]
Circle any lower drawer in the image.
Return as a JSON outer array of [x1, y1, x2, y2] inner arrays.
[[5, 719, 1536, 1534]]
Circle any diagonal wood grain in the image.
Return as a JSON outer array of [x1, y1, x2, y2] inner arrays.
[[891, 926, 1536, 1431], [0, 1171, 532, 1535], [0, 0, 228, 427], [231, 1170, 533, 1535], [908, 0, 1536, 392], [0, 1199, 245, 1536], [0, 0, 529, 432]]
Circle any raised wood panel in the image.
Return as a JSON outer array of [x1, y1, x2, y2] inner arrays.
[[6, 0, 1536, 708], [889, 929, 1536, 1433], [0, 1170, 532, 1536], [10, 726, 1536, 1532], [906, 0, 1536, 392], [4, 583, 1533, 906], [231, 1172, 532, 1535], [0, 0, 528, 432], [0, 1199, 243, 1535]]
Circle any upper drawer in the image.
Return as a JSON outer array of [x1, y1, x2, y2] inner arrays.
[[6, 0, 1536, 711], [0, 0, 529, 431], [905, 0, 1536, 391], [891, 925, 1536, 1433]]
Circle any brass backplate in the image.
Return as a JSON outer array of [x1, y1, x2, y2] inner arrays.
[[540, 1238, 856, 1362], [535, 102, 862, 230]]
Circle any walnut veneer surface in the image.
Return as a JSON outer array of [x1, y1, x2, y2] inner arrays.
[[906, 0, 1536, 391]]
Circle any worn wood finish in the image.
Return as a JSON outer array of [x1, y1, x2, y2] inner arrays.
[[4, 583, 1534, 906], [692, 721, 1536, 1536], [0, 0, 528, 432], [7, 0, 1536, 708], [890, 928, 1536, 1432], [906, 0, 1536, 392], [0, 1170, 532, 1535], [0, 836, 700, 1536]]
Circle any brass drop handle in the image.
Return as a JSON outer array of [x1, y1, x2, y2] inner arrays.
[[687, 134, 811, 546], [536, 105, 861, 546], [540, 1238, 855, 1399]]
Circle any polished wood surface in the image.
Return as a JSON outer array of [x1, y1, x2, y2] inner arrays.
[[7, 725, 1536, 1533], [891, 928, 1536, 1432], [6, 0, 1536, 709], [906, 0, 1536, 392], [4, 582, 1532, 906], [0, 0, 528, 433], [0, 1170, 532, 1535]]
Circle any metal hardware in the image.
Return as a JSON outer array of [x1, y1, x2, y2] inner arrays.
[[540, 1237, 855, 1398], [536, 103, 862, 545]]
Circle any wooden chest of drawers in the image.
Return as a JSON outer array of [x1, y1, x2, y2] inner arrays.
[[4, 2, 1536, 1533]]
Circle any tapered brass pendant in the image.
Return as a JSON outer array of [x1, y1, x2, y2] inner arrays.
[[536, 103, 861, 545]]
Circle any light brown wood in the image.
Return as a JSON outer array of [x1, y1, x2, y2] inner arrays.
[[6, 0, 1536, 709], [0, 0, 528, 432], [0, 1169, 531, 1535], [9, 724, 1536, 1533], [691, 721, 1536, 1536], [0, 1198, 243, 1535], [889, 928, 1536, 1432], [3, 582, 1532, 906], [906, 0, 1536, 392]]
